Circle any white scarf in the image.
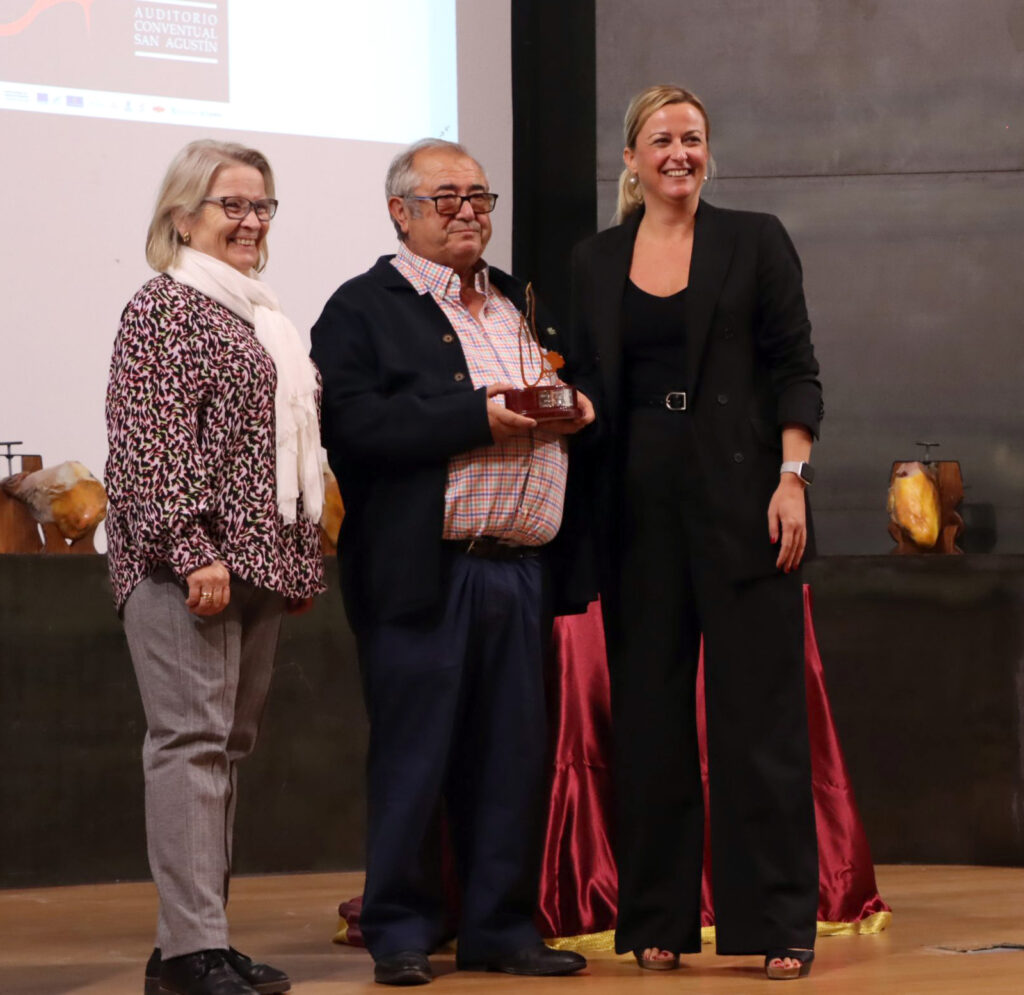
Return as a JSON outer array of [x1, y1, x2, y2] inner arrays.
[[168, 247, 324, 525]]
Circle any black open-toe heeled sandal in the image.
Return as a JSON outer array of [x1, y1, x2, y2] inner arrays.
[[765, 948, 814, 980], [633, 948, 680, 971]]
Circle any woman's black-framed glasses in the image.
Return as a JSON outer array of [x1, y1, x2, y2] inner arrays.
[[405, 192, 499, 216], [202, 196, 279, 221]]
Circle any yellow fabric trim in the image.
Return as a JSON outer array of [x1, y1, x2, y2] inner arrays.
[[334, 910, 893, 951], [548, 912, 892, 953], [545, 930, 616, 953], [817, 910, 892, 936], [700, 912, 893, 945]]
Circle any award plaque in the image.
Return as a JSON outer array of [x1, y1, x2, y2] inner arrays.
[[502, 283, 582, 421], [504, 383, 581, 420]]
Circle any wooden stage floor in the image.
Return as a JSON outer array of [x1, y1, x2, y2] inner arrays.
[[2, 865, 1023, 994]]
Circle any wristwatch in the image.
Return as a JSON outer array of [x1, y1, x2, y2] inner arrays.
[[780, 461, 814, 485]]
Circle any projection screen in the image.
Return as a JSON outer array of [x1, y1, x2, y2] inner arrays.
[[0, 0, 512, 549]]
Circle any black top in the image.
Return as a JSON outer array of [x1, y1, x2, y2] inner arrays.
[[622, 278, 688, 397]]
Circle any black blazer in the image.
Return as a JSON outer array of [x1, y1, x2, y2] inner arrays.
[[569, 200, 823, 582], [311, 256, 595, 628]]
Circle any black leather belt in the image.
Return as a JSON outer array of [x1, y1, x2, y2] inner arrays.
[[443, 536, 544, 561], [631, 391, 688, 411]]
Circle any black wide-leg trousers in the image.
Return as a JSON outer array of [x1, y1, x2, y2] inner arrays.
[[607, 408, 818, 956]]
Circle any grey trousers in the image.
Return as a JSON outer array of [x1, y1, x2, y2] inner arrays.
[[123, 567, 284, 958]]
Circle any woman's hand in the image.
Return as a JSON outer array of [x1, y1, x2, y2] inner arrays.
[[768, 475, 808, 573], [537, 388, 596, 436], [185, 561, 232, 615]]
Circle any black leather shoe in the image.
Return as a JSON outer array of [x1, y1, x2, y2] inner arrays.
[[145, 948, 162, 995], [458, 943, 587, 976], [157, 949, 257, 995], [145, 948, 290, 995], [373, 950, 433, 986], [225, 949, 290, 993]]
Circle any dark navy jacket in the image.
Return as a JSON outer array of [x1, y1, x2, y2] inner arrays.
[[311, 255, 595, 627]]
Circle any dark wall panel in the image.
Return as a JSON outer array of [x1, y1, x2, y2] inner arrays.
[[512, 0, 596, 323], [596, 0, 1024, 178], [806, 555, 1024, 865], [3, 555, 1024, 883], [595, 0, 1024, 553]]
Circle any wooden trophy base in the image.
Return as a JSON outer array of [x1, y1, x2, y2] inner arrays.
[[503, 385, 581, 421]]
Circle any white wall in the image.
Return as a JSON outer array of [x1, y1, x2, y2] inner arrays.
[[0, 0, 512, 549]]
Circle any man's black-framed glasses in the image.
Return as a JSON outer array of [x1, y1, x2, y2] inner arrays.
[[202, 196, 279, 221], [405, 192, 499, 216]]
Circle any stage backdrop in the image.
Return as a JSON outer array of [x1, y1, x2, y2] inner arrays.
[[593, 0, 1024, 554]]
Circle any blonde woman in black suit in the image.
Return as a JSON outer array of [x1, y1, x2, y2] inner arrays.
[[569, 85, 822, 980]]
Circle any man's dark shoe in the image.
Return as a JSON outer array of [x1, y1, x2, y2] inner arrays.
[[154, 949, 257, 995], [373, 950, 433, 986], [145, 947, 289, 995], [458, 943, 587, 976]]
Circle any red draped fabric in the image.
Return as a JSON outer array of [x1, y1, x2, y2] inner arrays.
[[536, 599, 619, 939], [335, 586, 891, 948]]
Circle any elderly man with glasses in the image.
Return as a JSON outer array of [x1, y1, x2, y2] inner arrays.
[[311, 138, 595, 986]]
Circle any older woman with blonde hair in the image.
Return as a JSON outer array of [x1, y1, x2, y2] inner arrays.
[[105, 139, 325, 995], [570, 85, 822, 980]]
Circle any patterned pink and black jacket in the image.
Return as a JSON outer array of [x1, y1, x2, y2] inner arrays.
[[105, 274, 325, 611]]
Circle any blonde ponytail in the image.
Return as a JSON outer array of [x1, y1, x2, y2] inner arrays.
[[615, 166, 646, 224]]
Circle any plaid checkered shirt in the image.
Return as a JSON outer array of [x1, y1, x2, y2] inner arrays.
[[391, 243, 568, 545]]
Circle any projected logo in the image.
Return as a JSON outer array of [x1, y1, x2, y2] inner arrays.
[[0, 0, 228, 101], [0, 0, 93, 36]]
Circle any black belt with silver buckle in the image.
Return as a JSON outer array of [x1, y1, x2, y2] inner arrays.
[[443, 536, 544, 561], [631, 391, 688, 411]]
